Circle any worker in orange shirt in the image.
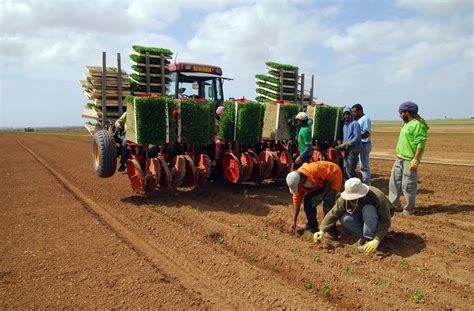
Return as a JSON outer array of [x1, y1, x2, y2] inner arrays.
[[286, 161, 343, 238]]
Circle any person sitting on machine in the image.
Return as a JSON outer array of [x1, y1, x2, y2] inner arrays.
[[114, 112, 128, 172]]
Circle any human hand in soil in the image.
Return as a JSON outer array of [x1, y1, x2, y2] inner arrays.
[[288, 223, 296, 233], [364, 239, 380, 254], [313, 231, 325, 242]]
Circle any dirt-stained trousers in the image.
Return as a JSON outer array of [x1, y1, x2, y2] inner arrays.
[[388, 158, 418, 213]]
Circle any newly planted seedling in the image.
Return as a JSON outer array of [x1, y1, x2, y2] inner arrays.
[[346, 266, 353, 276], [289, 246, 298, 253], [322, 282, 330, 297], [314, 255, 321, 263], [350, 246, 357, 255], [271, 264, 278, 272], [306, 231, 314, 241], [207, 229, 213, 237], [414, 289, 424, 303], [400, 258, 409, 269], [217, 216, 225, 223], [216, 236, 225, 244], [305, 282, 313, 290], [244, 225, 253, 234]]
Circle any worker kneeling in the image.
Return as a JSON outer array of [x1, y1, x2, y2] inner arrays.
[[314, 178, 394, 254], [286, 161, 343, 238]]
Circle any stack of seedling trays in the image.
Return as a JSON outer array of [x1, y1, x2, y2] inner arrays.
[[306, 105, 344, 142], [176, 99, 216, 146], [79, 66, 131, 120], [261, 102, 301, 141], [129, 45, 173, 96], [255, 61, 298, 103], [125, 96, 176, 145], [218, 100, 265, 145]]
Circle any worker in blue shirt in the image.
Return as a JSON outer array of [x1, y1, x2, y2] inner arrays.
[[339, 106, 361, 180], [352, 104, 372, 185]]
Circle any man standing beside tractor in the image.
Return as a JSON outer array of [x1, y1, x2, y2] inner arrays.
[[294, 112, 313, 169], [352, 104, 372, 186], [286, 161, 343, 238], [389, 101, 429, 215], [339, 106, 362, 180]]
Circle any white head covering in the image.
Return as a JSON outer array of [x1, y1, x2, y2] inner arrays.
[[286, 171, 300, 194], [295, 112, 308, 120], [341, 178, 370, 200]]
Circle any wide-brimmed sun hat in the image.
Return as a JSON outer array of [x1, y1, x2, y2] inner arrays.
[[286, 171, 300, 194], [341, 178, 370, 200]]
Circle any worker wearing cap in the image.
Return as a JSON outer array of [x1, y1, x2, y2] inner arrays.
[[314, 178, 394, 254], [286, 161, 343, 236], [389, 101, 429, 215], [294, 112, 313, 169]]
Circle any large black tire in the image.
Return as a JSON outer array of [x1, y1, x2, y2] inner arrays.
[[92, 130, 117, 178]]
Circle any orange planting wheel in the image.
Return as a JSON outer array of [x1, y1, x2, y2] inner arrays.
[[144, 157, 161, 193], [127, 159, 145, 194], [278, 150, 293, 176], [196, 154, 211, 185], [157, 155, 171, 188], [239, 152, 254, 182], [222, 152, 242, 183], [247, 150, 263, 182], [259, 150, 274, 180], [269, 152, 282, 179], [170, 155, 186, 188], [182, 155, 198, 187]]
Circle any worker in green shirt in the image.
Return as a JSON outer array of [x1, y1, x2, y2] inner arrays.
[[389, 101, 429, 215], [294, 112, 313, 169]]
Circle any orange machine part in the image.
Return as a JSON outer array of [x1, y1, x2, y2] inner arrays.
[[222, 152, 242, 183], [239, 152, 254, 182], [127, 159, 145, 194], [247, 150, 262, 182], [259, 150, 274, 179]]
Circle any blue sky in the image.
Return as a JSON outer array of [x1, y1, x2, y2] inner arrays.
[[1, 0, 473, 127]]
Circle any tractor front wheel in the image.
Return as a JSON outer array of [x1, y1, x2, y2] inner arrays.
[[92, 130, 117, 178]]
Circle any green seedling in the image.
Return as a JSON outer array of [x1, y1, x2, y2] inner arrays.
[[305, 282, 313, 290], [400, 258, 409, 269], [328, 240, 334, 246], [306, 231, 314, 241], [206, 230, 213, 237], [217, 216, 225, 223], [350, 246, 357, 254], [322, 282, 330, 297], [231, 223, 240, 228], [294, 231, 301, 238], [346, 266, 353, 276], [272, 264, 278, 273], [314, 255, 321, 263], [216, 236, 225, 244], [415, 266, 426, 273], [244, 225, 253, 234], [413, 289, 424, 303], [186, 204, 193, 209], [289, 246, 298, 253], [265, 216, 272, 222]]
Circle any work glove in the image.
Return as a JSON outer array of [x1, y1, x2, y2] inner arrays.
[[410, 159, 419, 171], [313, 230, 325, 243], [364, 239, 380, 254]]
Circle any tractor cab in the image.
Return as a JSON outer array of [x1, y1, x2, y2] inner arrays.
[[168, 62, 232, 104]]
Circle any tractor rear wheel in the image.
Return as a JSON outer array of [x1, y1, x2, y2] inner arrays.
[[92, 130, 117, 178]]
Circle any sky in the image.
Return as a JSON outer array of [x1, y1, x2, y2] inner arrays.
[[0, 0, 473, 127]]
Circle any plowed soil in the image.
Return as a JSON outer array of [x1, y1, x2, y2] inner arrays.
[[1, 132, 473, 310]]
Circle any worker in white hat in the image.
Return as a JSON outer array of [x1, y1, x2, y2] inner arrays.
[[294, 112, 313, 169], [314, 177, 395, 254]]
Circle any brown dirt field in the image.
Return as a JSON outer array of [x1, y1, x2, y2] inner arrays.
[[1, 132, 473, 309]]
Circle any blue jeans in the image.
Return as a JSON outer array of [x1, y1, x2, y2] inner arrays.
[[343, 150, 360, 180], [303, 188, 337, 232], [340, 204, 378, 240], [359, 142, 371, 185]]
